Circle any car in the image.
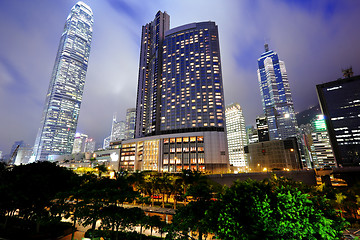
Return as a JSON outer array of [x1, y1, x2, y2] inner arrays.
[[151, 195, 162, 199]]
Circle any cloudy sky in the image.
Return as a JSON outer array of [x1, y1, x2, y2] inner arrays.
[[0, 0, 359, 154]]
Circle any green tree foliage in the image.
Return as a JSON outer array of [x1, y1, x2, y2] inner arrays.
[[213, 178, 348, 240]]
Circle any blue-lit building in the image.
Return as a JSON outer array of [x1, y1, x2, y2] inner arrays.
[[316, 69, 360, 166], [31, 2, 93, 161], [257, 44, 298, 140], [133, 13, 228, 173]]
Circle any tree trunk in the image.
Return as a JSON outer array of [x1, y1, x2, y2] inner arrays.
[[71, 216, 77, 240], [36, 222, 40, 233]]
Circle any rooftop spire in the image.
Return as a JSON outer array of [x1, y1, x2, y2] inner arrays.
[[264, 43, 269, 52]]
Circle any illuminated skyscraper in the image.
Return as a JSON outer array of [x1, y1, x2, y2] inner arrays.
[[135, 11, 170, 138], [131, 12, 228, 173], [32, 2, 93, 161], [72, 133, 88, 154], [111, 114, 126, 141], [161, 21, 225, 132], [225, 103, 247, 169], [309, 115, 336, 168], [257, 44, 298, 140]]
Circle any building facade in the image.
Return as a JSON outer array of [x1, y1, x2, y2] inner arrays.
[[125, 108, 136, 140], [135, 11, 170, 138], [316, 71, 360, 166], [111, 114, 126, 141], [72, 133, 88, 154], [161, 22, 225, 133], [225, 103, 247, 169], [257, 44, 298, 140], [117, 131, 228, 173], [256, 115, 269, 142], [309, 115, 336, 168], [31, 2, 93, 161], [133, 12, 229, 173], [245, 138, 301, 172]]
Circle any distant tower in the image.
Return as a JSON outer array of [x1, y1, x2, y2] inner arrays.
[[111, 114, 126, 141], [32, 2, 93, 161], [84, 138, 96, 153], [72, 133, 88, 154], [225, 103, 247, 168], [257, 44, 298, 140], [125, 108, 136, 140]]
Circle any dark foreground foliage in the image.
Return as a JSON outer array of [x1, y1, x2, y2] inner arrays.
[[85, 229, 163, 240]]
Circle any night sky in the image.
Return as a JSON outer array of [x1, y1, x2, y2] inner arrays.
[[1, 0, 360, 154]]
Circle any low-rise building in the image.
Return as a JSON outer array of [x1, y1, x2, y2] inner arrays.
[[245, 138, 301, 172]]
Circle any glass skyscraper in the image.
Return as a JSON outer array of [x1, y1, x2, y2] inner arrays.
[[257, 44, 298, 140], [31, 2, 93, 161]]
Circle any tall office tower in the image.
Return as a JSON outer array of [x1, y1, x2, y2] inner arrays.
[[256, 115, 269, 142], [31, 2, 93, 161], [309, 115, 336, 168], [257, 44, 298, 140], [111, 114, 126, 141], [72, 133, 88, 154], [125, 108, 136, 140], [316, 68, 360, 166], [225, 103, 247, 169], [135, 11, 170, 138]]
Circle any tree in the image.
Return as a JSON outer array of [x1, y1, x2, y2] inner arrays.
[[167, 178, 215, 240], [211, 178, 348, 240], [0, 162, 78, 233]]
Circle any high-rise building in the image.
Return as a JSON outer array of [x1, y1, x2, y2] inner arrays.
[[31, 2, 93, 161], [84, 138, 96, 153], [135, 11, 170, 138], [316, 69, 360, 166], [309, 115, 336, 168], [257, 44, 298, 140], [225, 103, 247, 169], [14, 145, 33, 165], [111, 114, 126, 141], [161, 22, 225, 133], [72, 133, 88, 154], [129, 12, 228, 173], [103, 136, 111, 150], [125, 108, 136, 140], [256, 115, 269, 142], [246, 126, 258, 144]]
